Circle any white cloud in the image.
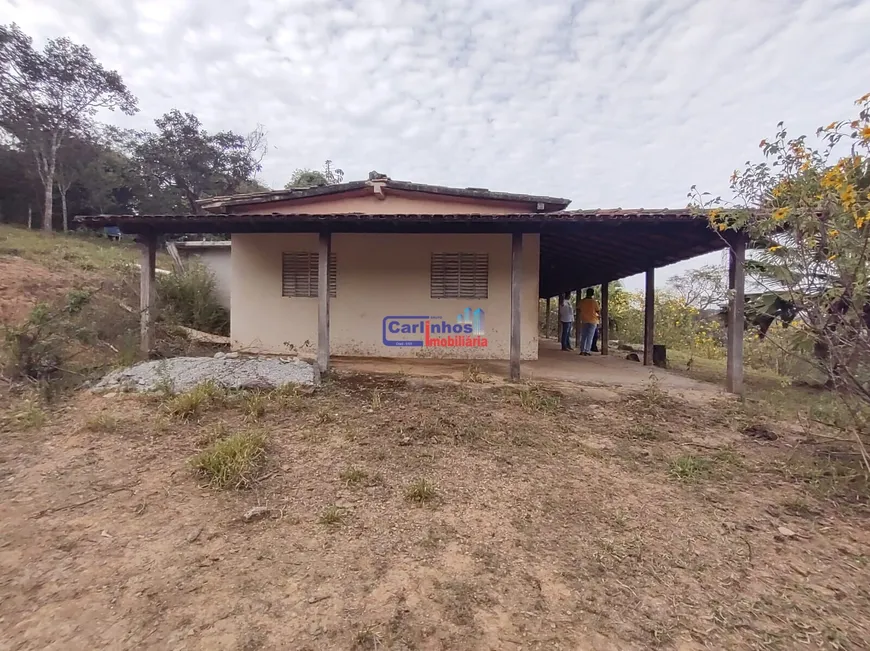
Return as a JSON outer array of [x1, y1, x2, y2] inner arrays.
[[4, 0, 870, 287]]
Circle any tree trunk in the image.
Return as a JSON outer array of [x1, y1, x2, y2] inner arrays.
[[41, 133, 60, 232], [27, 205, 32, 229], [60, 184, 68, 232], [42, 176, 54, 232]]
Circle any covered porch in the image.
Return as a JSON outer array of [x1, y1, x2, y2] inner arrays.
[[332, 337, 712, 393], [76, 209, 748, 395]]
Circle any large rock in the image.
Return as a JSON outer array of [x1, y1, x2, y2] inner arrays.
[[94, 356, 316, 393]]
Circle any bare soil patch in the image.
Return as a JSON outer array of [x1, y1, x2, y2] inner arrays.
[[0, 373, 868, 650]]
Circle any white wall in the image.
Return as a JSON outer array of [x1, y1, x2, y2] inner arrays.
[[231, 233, 540, 360]]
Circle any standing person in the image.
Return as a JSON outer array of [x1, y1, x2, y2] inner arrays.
[[578, 288, 600, 356], [558, 292, 574, 351]]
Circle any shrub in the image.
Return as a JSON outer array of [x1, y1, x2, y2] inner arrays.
[[190, 429, 266, 489], [157, 262, 229, 335]]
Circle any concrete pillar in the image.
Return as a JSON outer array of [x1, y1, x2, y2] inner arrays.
[[726, 235, 746, 395], [600, 282, 609, 356], [317, 231, 331, 373], [644, 268, 655, 366], [510, 233, 522, 381]]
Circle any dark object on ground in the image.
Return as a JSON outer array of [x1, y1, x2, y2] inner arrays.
[[626, 353, 640, 362], [743, 424, 778, 441], [619, 343, 642, 352], [653, 345, 667, 368]]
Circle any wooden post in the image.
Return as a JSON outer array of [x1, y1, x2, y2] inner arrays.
[[643, 267, 654, 366], [600, 282, 609, 355], [510, 233, 522, 381], [726, 235, 746, 395], [544, 297, 551, 338], [317, 232, 331, 374], [139, 233, 157, 355], [574, 290, 581, 349]]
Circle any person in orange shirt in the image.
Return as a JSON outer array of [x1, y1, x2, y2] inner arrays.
[[577, 288, 600, 356]]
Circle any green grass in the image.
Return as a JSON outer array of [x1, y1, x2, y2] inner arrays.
[[405, 478, 438, 504], [668, 455, 711, 482], [0, 223, 170, 273], [190, 429, 267, 489], [164, 380, 227, 421]]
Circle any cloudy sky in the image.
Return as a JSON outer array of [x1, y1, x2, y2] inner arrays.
[[4, 0, 870, 288]]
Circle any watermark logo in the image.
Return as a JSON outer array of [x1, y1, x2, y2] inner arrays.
[[383, 308, 488, 347]]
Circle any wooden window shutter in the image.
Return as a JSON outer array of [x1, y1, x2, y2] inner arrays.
[[430, 253, 488, 299], [282, 252, 336, 298]]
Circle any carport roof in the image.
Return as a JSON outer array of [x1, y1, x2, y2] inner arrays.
[[75, 209, 730, 297]]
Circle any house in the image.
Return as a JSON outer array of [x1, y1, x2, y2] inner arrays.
[[76, 174, 749, 392]]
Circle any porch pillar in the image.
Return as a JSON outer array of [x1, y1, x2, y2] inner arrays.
[[139, 232, 157, 356], [600, 282, 609, 356], [574, 290, 581, 349], [317, 231, 331, 374], [643, 267, 655, 366], [510, 232, 522, 381], [544, 297, 552, 338], [726, 235, 746, 395]]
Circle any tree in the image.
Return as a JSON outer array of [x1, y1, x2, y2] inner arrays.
[[0, 24, 137, 231], [133, 110, 267, 213], [667, 265, 727, 311], [700, 92, 870, 473], [285, 159, 344, 189]]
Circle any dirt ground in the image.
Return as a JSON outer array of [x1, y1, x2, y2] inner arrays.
[[1, 371, 868, 651]]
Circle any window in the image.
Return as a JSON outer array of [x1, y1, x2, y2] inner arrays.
[[281, 252, 336, 298], [430, 252, 488, 299]]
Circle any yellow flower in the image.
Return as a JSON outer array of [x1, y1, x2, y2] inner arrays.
[[861, 126, 870, 141], [772, 207, 790, 221], [857, 92, 870, 105], [828, 229, 839, 237], [840, 184, 858, 208], [828, 254, 838, 261], [768, 245, 782, 252], [826, 121, 838, 131]]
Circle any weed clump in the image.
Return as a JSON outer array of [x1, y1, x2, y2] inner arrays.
[[405, 478, 438, 504], [190, 429, 266, 489], [164, 380, 226, 421]]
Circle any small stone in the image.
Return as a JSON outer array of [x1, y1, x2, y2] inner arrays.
[[225, 352, 240, 359], [214, 352, 226, 359], [778, 526, 796, 537], [243, 506, 271, 522], [308, 624, 322, 636], [103, 392, 117, 399], [186, 527, 203, 543]]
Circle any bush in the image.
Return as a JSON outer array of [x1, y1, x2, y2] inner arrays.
[[157, 263, 229, 335]]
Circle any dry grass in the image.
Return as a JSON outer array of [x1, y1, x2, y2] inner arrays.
[[318, 504, 346, 525], [2, 370, 869, 650], [404, 478, 437, 504], [189, 429, 266, 489], [82, 412, 118, 433], [340, 466, 368, 486]]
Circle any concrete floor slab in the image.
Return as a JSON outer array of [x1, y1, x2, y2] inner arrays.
[[332, 338, 717, 393]]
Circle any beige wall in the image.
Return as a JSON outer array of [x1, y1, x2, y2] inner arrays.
[[231, 191, 532, 215], [231, 233, 540, 360]]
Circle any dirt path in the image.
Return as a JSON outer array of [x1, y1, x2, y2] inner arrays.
[[0, 374, 867, 650]]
